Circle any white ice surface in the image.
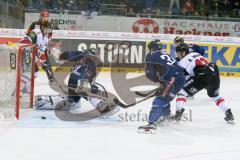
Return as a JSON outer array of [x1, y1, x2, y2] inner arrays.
[[0, 72, 240, 160]]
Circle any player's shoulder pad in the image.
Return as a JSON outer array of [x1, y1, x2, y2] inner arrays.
[[146, 50, 163, 63]]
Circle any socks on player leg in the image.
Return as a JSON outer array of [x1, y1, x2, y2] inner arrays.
[[211, 95, 229, 112]]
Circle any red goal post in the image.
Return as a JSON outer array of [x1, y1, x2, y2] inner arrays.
[[0, 43, 36, 120]]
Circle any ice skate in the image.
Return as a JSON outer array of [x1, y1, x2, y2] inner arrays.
[[224, 109, 234, 123], [138, 123, 157, 134]]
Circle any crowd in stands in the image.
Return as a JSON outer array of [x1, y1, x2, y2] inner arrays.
[[18, 0, 240, 18]]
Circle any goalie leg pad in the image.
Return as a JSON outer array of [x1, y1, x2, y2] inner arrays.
[[88, 96, 119, 115], [34, 95, 79, 110]]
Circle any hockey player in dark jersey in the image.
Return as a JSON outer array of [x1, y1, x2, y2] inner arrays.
[[174, 36, 205, 56], [138, 40, 186, 133], [173, 43, 234, 122], [35, 48, 118, 115]]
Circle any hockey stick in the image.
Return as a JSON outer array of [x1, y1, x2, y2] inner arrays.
[[114, 77, 175, 108], [60, 84, 112, 102], [113, 91, 157, 108], [43, 49, 70, 94], [135, 87, 161, 97]]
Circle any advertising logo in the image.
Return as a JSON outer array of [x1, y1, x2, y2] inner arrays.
[[132, 19, 159, 33]]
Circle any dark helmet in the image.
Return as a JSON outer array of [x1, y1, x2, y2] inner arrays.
[[174, 36, 184, 44], [147, 39, 162, 51], [176, 43, 189, 54]]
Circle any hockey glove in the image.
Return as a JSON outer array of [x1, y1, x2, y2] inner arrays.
[[41, 61, 54, 82]]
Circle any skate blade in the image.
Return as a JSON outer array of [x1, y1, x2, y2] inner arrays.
[[138, 128, 156, 134]]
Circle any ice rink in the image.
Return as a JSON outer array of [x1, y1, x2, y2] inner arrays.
[[0, 72, 240, 160]]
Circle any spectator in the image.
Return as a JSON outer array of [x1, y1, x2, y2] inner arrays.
[[35, 0, 46, 10], [145, 0, 155, 10], [196, 0, 208, 16], [88, 0, 102, 12], [182, 0, 195, 15], [169, 0, 180, 11], [236, 10, 240, 18], [0, 19, 3, 28], [219, 0, 232, 17], [232, 0, 240, 10], [44, 0, 55, 11], [77, 0, 88, 10], [56, 0, 65, 13], [169, 6, 179, 15], [208, 0, 219, 17], [155, 8, 161, 16]]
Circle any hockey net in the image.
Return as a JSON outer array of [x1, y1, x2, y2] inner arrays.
[[0, 43, 36, 120]]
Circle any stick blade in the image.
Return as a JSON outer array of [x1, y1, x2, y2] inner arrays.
[[113, 98, 128, 108], [135, 91, 149, 97]]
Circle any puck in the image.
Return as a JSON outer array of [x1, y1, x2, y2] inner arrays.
[[41, 116, 46, 120]]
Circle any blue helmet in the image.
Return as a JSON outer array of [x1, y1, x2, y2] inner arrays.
[[147, 39, 162, 51]]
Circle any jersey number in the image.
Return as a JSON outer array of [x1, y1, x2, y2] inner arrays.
[[160, 55, 175, 65]]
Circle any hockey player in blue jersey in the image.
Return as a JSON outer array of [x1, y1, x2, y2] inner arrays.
[[174, 36, 205, 56], [35, 48, 118, 115], [60, 48, 118, 114], [138, 40, 186, 133]]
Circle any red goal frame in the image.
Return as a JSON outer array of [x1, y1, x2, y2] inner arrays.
[[15, 44, 36, 119]]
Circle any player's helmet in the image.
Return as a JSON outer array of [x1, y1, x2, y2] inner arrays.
[[40, 10, 49, 18], [87, 48, 97, 55], [174, 36, 184, 44], [147, 39, 162, 51], [176, 43, 189, 54]]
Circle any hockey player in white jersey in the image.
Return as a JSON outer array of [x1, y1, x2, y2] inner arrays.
[[21, 21, 54, 82], [173, 43, 234, 122], [16, 21, 53, 96]]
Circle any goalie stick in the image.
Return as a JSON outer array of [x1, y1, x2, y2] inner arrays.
[[56, 83, 116, 104]]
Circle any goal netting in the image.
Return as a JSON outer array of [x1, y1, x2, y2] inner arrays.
[[0, 43, 36, 120]]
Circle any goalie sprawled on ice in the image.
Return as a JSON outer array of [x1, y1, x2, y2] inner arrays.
[[35, 48, 118, 115]]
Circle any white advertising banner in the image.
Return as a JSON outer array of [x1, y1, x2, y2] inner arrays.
[[25, 13, 240, 37]]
